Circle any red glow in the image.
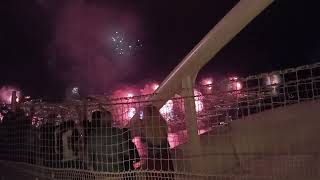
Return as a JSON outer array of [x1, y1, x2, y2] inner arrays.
[[176, 89, 204, 113], [128, 107, 136, 118], [236, 82, 242, 90], [112, 86, 138, 99], [202, 78, 213, 91], [153, 84, 159, 91], [0, 86, 21, 104], [204, 80, 212, 85], [168, 130, 188, 148], [111, 87, 139, 127], [132, 137, 148, 168], [202, 78, 213, 85], [229, 76, 238, 81], [140, 82, 160, 95]]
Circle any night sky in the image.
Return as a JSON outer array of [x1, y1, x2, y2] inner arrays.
[[1, 0, 320, 99]]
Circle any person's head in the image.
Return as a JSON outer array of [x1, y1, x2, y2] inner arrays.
[[105, 111, 113, 127], [143, 105, 160, 121], [91, 110, 113, 127], [64, 120, 75, 129], [142, 105, 168, 146], [48, 113, 57, 119]]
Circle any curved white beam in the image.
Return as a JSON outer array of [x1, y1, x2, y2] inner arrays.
[[151, 0, 274, 107]]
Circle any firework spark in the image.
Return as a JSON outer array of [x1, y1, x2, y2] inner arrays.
[[47, 0, 144, 94], [111, 31, 143, 56]]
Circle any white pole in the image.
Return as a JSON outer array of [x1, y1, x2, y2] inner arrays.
[[181, 75, 203, 172]]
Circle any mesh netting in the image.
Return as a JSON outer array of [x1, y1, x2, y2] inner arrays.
[[0, 63, 320, 179]]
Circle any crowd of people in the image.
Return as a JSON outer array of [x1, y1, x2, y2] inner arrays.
[[0, 105, 174, 179]]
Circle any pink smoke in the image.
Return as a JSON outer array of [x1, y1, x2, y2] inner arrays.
[[140, 82, 159, 95], [112, 86, 139, 99], [48, 0, 143, 94], [0, 86, 21, 104]]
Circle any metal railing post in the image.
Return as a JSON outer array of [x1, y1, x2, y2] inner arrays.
[[310, 68, 315, 101], [282, 72, 287, 106], [181, 76, 203, 173], [295, 70, 300, 102]]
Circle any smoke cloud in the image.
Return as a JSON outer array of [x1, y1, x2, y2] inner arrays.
[[45, 0, 143, 95], [0, 86, 21, 104]]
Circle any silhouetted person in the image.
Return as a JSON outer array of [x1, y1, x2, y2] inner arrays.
[[14, 109, 34, 163], [85, 110, 131, 172], [39, 120, 56, 167], [55, 120, 81, 168], [0, 109, 15, 161], [136, 105, 174, 179], [122, 128, 140, 171]]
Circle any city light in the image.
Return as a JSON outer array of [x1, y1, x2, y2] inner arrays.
[[202, 78, 213, 90], [265, 74, 281, 95], [236, 82, 242, 90], [265, 74, 280, 85], [202, 79, 213, 85], [229, 76, 238, 81], [72, 87, 79, 95]]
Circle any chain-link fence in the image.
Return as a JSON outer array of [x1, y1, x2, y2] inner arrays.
[[0, 63, 319, 180]]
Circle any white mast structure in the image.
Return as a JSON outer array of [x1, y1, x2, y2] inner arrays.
[[131, 0, 274, 173]]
